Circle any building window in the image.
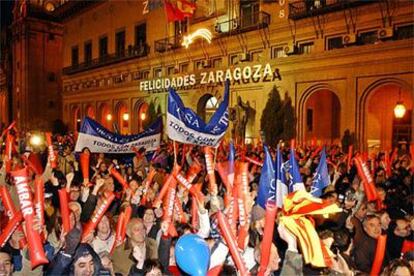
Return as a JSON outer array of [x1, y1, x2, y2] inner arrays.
[[84, 41, 92, 64], [395, 24, 414, 40], [174, 20, 187, 37], [116, 30, 126, 57], [327, 36, 344, 50], [230, 54, 239, 65], [272, 46, 287, 58], [99, 36, 108, 59], [141, 70, 150, 79], [180, 63, 189, 73], [154, 67, 162, 78], [194, 60, 204, 70], [135, 23, 147, 47], [167, 66, 177, 76], [71, 46, 79, 67], [299, 42, 314, 54], [358, 31, 378, 45], [306, 108, 313, 132], [212, 58, 222, 68], [205, 96, 219, 122], [240, 1, 259, 28], [250, 51, 262, 62]]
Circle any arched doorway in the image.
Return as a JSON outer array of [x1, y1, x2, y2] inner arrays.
[[135, 102, 149, 132], [72, 106, 81, 131], [197, 94, 219, 122], [365, 84, 412, 150], [303, 89, 341, 144], [85, 105, 95, 119], [116, 102, 129, 134], [99, 103, 112, 130]]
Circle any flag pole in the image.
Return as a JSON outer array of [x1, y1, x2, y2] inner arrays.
[[173, 140, 178, 165]]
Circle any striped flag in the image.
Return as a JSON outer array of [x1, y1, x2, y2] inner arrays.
[[311, 148, 330, 197], [275, 144, 288, 208], [287, 148, 305, 192], [256, 145, 275, 209]]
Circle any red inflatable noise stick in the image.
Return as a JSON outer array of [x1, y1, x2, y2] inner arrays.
[[354, 157, 378, 202], [140, 168, 157, 205], [0, 186, 27, 248], [58, 189, 71, 234], [28, 152, 44, 175], [0, 211, 23, 247], [45, 132, 57, 169], [153, 165, 181, 208], [10, 167, 48, 268], [111, 206, 132, 254], [81, 192, 116, 242], [216, 211, 250, 276], [204, 147, 218, 196], [109, 167, 129, 191], [34, 177, 45, 227], [80, 152, 90, 182], [258, 202, 278, 276], [186, 161, 202, 184]]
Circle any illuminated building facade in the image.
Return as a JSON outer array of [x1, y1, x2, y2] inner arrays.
[[3, 0, 414, 150]]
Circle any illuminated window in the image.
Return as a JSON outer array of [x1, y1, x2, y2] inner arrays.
[[299, 42, 314, 54], [272, 46, 287, 58], [44, 2, 55, 12], [205, 96, 219, 122]]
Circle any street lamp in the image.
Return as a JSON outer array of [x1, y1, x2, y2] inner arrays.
[[394, 89, 406, 119], [30, 134, 43, 147], [123, 113, 130, 121], [140, 112, 146, 121], [106, 114, 112, 121]]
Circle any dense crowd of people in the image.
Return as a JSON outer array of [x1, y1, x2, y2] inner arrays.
[[0, 126, 413, 276]]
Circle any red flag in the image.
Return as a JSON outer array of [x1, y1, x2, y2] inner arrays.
[[164, 0, 196, 22]]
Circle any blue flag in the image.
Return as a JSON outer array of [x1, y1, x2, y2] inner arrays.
[[75, 117, 162, 153], [256, 145, 275, 209], [274, 144, 288, 208], [167, 81, 229, 147], [287, 148, 305, 192], [228, 141, 235, 186], [311, 148, 330, 197]]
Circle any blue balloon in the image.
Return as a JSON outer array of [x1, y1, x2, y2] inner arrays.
[[175, 234, 210, 275]]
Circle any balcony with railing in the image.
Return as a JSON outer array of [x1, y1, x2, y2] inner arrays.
[[62, 44, 150, 75], [289, 0, 379, 20], [154, 35, 183, 53], [215, 11, 271, 35]]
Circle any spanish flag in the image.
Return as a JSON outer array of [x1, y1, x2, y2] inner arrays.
[[279, 190, 342, 267], [164, 0, 196, 22]]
